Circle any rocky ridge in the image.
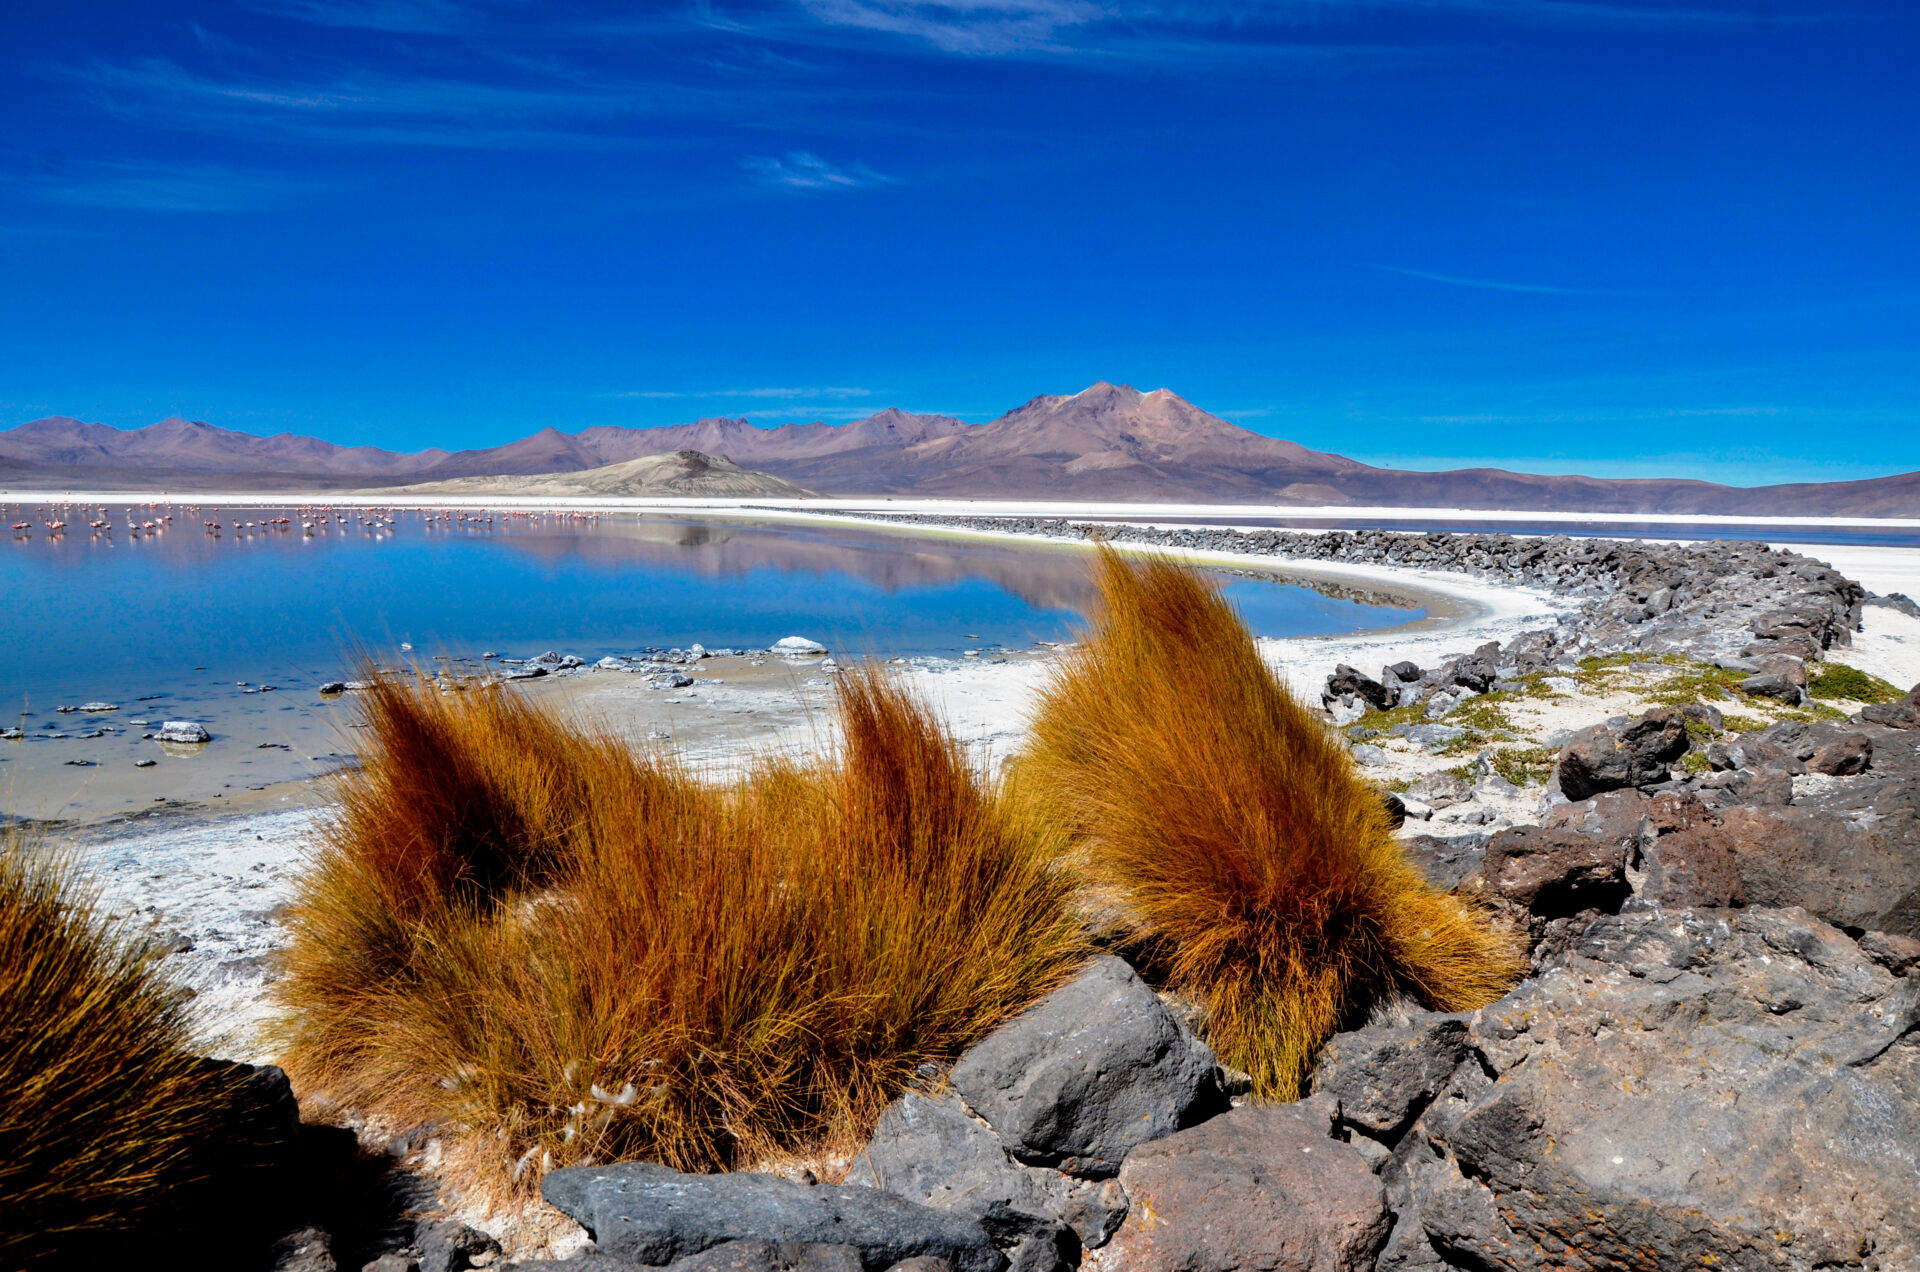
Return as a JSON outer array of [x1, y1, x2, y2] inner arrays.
[[843, 515, 1870, 667]]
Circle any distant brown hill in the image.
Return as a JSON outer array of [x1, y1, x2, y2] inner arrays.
[[4, 384, 1916, 515]]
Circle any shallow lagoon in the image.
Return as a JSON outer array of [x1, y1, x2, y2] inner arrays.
[[0, 506, 1423, 820], [2, 506, 1420, 712]]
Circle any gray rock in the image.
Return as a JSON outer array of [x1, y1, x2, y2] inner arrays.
[[1310, 1017, 1472, 1140], [1406, 772, 1472, 808], [1108, 1101, 1390, 1272], [948, 957, 1220, 1178], [1739, 670, 1805, 703], [846, 1093, 1126, 1251], [1403, 723, 1465, 749], [541, 1165, 1002, 1272], [1858, 682, 1920, 729], [155, 720, 211, 743], [417, 1219, 501, 1272], [1349, 743, 1390, 767], [1377, 907, 1920, 1272], [845, 1094, 1065, 1225]]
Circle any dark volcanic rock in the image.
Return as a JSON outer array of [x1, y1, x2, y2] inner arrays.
[[1714, 804, 1920, 936], [1309, 1017, 1472, 1139], [667, 1240, 864, 1272], [1110, 1102, 1390, 1272], [540, 1165, 1002, 1272], [1554, 709, 1688, 800], [1636, 792, 1749, 909], [1739, 670, 1806, 703], [1325, 664, 1396, 712], [947, 957, 1219, 1178], [1461, 825, 1629, 918], [418, 1219, 501, 1272], [1858, 682, 1920, 728], [1808, 731, 1873, 775], [1337, 907, 1920, 1272]]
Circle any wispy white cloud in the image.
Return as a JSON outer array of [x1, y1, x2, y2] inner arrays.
[[58, 56, 743, 150], [610, 386, 876, 400], [796, 0, 1105, 54], [240, 0, 477, 35], [742, 151, 896, 190], [793, 0, 1831, 57], [31, 160, 327, 212], [1366, 262, 1616, 295]]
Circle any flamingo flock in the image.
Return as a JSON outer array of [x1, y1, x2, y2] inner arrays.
[[7, 500, 608, 547]]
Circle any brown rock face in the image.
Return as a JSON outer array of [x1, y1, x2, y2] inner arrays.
[[1110, 1103, 1389, 1272], [1465, 825, 1630, 916], [1555, 709, 1690, 800], [1808, 732, 1873, 775]]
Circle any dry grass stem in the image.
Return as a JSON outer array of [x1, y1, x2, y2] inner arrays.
[[0, 834, 263, 1261]]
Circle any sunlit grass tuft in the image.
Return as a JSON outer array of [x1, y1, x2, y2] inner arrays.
[[1016, 549, 1525, 1099], [276, 668, 1083, 1195]]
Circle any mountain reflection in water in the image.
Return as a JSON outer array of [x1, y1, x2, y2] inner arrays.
[[0, 507, 1420, 712]]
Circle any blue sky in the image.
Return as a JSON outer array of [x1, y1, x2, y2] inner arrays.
[[3, 1, 1916, 484]]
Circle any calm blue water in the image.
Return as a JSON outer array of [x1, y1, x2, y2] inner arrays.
[[0, 506, 1419, 712]]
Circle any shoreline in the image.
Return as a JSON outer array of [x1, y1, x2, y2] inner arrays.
[[9, 487, 1920, 532], [25, 505, 1920, 1074]]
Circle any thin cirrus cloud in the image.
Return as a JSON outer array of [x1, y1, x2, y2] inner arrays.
[[58, 56, 741, 150], [793, 0, 1835, 56], [1365, 262, 1619, 296], [33, 161, 327, 212], [611, 387, 876, 400], [742, 151, 896, 190]]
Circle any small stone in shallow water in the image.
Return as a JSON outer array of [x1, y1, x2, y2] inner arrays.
[[155, 721, 211, 744], [77, 701, 120, 712], [135, 759, 156, 767]]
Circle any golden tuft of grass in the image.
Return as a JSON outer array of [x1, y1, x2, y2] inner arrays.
[[0, 834, 264, 1261], [276, 667, 1082, 1196], [1016, 549, 1525, 1099]]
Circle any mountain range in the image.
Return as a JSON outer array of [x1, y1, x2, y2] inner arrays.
[[3, 383, 1915, 516]]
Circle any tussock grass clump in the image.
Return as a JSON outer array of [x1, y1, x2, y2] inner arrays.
[[1017, 550, 1525, 1099], [277, 669, 1082, 1194], [0, 836, 259, 1261]]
